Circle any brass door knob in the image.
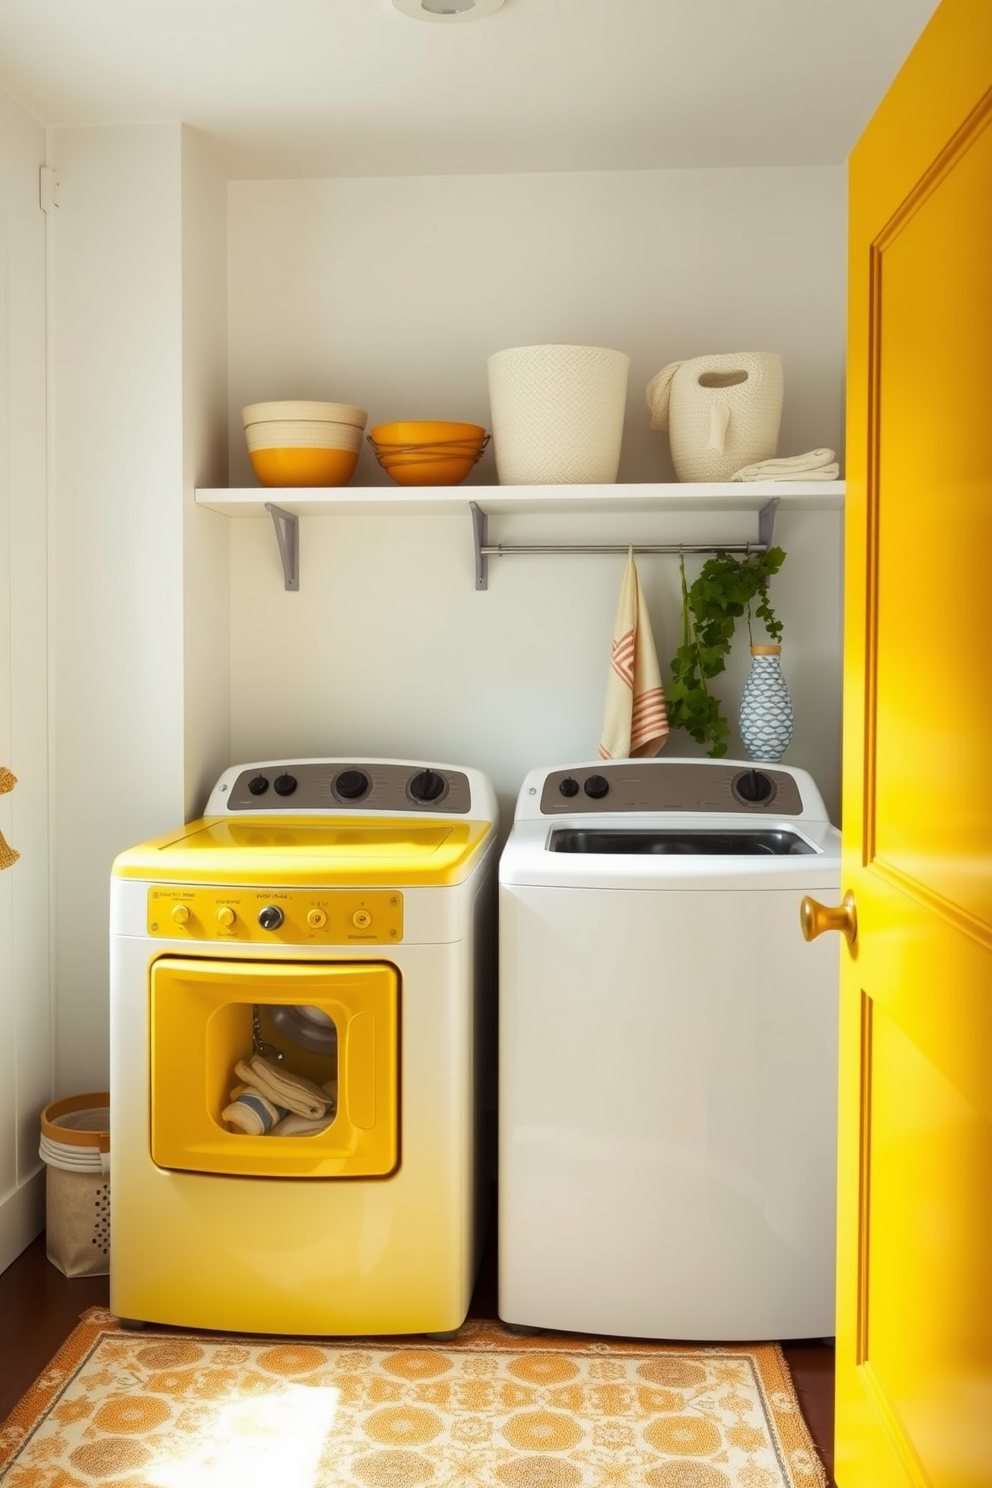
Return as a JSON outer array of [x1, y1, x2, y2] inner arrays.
[[800, 891, 857, 946]]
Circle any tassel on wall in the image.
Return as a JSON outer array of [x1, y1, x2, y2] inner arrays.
[[0, 767, 20, 869]]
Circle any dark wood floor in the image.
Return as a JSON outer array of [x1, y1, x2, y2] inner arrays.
[[0, 1224, 835, 1485]]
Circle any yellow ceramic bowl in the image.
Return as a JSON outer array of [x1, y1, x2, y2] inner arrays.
[[249, 446, 359, 488], [369, 421, 488, 487], [371, 420, 484, 445]]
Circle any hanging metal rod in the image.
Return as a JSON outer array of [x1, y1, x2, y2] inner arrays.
[[479, 542, 770, 556], [468, 497, 779, 591]]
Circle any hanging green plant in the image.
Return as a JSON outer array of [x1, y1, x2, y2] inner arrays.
[[666, 546, 786, 757]]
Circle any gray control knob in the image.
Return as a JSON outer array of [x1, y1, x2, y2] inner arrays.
[[258, 905, 285, 931], [335, 769, 370, 800], [409, 769, 446, 802], [734, 769, 774, 804]]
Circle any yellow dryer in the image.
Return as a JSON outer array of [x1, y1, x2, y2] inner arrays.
[[109, 758, 497, 1336]]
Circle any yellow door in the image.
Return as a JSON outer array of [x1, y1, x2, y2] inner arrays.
[[831, 2, 992, 1482]]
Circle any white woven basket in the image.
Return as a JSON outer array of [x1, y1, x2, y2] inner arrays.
[[645, 352, 783, 482], [488, 344, 630, 485]]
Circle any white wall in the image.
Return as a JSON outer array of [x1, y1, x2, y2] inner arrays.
[[182, 126, 231, 822], [227, 167, 845, 822], [49, 124, 187, 1092], [0, 89, 50, 1266]]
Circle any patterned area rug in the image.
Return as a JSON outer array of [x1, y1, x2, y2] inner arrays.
[[0, 1309, 826, 1487]]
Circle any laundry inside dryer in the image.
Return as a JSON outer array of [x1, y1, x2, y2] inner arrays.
[[230, 1003, 340, 1137]]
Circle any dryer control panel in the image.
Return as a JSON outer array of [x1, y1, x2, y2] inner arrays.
[[538, 763, 804, 816], [148, 887, 403, 944], [218, 762, 472, 814]]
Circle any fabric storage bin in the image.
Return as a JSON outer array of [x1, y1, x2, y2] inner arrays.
[[487, 344, 630, 484], [40, 1093, 111, 1277]]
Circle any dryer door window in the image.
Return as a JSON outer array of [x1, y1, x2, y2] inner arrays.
[[150, 957, 399, 1178]]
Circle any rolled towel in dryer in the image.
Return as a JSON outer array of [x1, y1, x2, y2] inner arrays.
[[272, 1080, 338, 1136], [235, 1054, 331, 1120], [222, 1084, 288, 1135], [271, 1112, 333, 1137]]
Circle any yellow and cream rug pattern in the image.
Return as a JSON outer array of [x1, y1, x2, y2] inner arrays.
[[0, 1309, 826, 1487]]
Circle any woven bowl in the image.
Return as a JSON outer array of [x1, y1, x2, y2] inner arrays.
[[368, 421, 489, 487], [248, 446, 359, 487], [242, 400, 368, 430]]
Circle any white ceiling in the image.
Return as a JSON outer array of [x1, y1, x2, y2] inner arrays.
[[0, 0, 939, 178]]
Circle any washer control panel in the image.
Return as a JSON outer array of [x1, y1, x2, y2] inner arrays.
[[148, 887, 403, 944], [220, 762, 471, 815], [539, 763, 803, 816]]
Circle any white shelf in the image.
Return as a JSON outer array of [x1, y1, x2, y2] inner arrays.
[[195, 481, 845, 591], [195, 480, 845, 518]]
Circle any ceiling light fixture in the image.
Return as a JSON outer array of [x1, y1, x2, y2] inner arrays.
[[392, 0, 505, 22]]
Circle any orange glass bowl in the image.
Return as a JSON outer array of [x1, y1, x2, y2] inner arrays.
[[368, 421, 489, 487], [248, 446, 359, 488]]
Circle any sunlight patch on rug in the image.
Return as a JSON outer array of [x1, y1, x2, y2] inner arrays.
[[0, 1310, 826, 1487]]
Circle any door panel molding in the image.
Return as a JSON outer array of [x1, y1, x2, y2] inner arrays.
[[855, 991, 873, 1365], [863, 86, 992, 881], [856, 1361, 933, 1488], [862, 243, 882, 871], [874, 84, 992, 255], [869, 857, 992, 949]]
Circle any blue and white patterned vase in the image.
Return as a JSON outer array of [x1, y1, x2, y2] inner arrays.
[[739, 645, 793, 762]]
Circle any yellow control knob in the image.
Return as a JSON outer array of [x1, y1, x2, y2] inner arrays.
[[352, 909, 372, 930], [307, 908, 327, 929], [171, 904, 190, 925], [216, 906, 236, 928]]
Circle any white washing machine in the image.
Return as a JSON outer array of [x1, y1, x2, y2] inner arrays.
[[499, 757, 840, 1341], [110, 758, 497, 1336]]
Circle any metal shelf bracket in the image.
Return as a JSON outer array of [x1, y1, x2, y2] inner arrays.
[[470, 501, 488, 591], [265, 502, 300, 591], [758, 496, 780, 550]]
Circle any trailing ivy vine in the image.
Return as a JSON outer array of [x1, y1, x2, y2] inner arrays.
[[666, 546, 786, 757]]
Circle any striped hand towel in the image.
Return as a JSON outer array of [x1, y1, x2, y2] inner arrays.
[[598, 552, 670, 759]]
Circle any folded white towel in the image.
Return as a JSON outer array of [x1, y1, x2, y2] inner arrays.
[[731, 449, 838, 482], [598, 551, 669, 760]]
